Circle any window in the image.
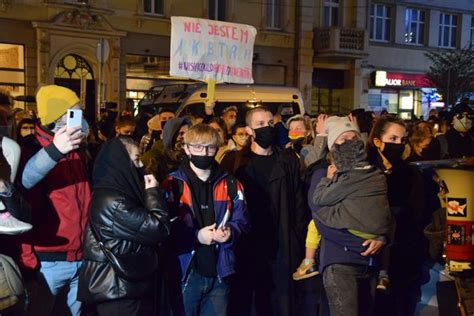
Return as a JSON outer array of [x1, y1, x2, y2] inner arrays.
[[405, 8, 425, 45], [54, 54, 94, 80], [370, 4, 391, 42], [0, 43, 25, 108], [64, 0, 89, 3], [470, 16, 474, 49], [323, 0, 339, 27], [266, 0, 281, 30], [438, 13, 457, 48], [209, 0, 226, 21], [144, 0, 164, 16]]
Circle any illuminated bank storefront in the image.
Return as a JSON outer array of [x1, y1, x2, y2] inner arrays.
[[368, 71, 436, 120]]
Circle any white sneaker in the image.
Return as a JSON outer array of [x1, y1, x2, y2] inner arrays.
[[0, 212, 32, 235]]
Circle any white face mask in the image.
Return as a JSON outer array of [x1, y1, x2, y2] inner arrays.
[[454, 117, 472, 133]]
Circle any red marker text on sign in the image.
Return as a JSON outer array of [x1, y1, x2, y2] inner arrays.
[[183, 21, 249, 44], [208, 24, 249, 44], [184, 22, 202, 34]]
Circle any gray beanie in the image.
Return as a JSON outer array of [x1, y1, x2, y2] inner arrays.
[[326, 116, 360, 149]]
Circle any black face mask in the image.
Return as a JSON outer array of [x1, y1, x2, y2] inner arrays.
[[19, 133, 35, 144], [332, 139, 367, 172], [190, 155, 215, 170], [292, 138, 304, 153], [161, 121, 167, 130], [382, 142, 405, 164], [254, 126, 275, 149], [150, 130, 161, 141]]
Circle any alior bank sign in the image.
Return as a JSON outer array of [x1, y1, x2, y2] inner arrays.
[[374, 71, 430, 88]]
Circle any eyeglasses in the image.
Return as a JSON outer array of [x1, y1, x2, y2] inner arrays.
[[186, 143, 218, 154]]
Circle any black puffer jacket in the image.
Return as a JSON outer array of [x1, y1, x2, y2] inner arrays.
[[77, 137, 171, 304], [78, 187, 170, 303]]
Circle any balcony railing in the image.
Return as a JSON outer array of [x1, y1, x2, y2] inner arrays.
[[314, 27, 368, 58]]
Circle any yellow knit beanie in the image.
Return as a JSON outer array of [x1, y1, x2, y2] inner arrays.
[[36, 85, 80, 125]]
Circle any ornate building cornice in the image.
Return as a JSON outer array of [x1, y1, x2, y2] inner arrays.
[[32, 7, 126, 37]]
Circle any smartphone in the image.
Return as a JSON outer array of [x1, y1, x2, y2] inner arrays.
[[66, 109, 82, 130]]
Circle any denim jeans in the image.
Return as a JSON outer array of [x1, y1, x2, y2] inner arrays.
[[322, 264, 377, 316], [28, 261, 82, 316], [182, 269, 230, 316]]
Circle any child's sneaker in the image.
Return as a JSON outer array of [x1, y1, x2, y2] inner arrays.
[[0, 212, 32, 235], [376, 275, 390, 292], [292, 259, 319, 281]]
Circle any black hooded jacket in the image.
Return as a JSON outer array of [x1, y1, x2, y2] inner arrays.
[[78, 137, 171, 304], [142, 117, 191, 182]]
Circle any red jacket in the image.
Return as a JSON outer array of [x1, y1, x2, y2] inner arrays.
[[20, 125, 90, 264]]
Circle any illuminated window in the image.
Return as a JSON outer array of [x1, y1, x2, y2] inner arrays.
[[405, 8, 425, 45], [0, 43, 25, 107], [54, 54, 93, 80]]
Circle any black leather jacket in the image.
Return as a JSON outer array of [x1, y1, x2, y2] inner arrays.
[[77, 187, 171, 304]]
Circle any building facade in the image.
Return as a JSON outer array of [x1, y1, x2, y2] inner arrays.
[[0, 0, 472, 118], [0, 0, 312, 117], [364, 0, 474, 119]]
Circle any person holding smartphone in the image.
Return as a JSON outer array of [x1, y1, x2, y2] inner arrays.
[[19, 85, 90, 316]]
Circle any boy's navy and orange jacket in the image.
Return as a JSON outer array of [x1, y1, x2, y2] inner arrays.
[[162, 166, 250, 281]]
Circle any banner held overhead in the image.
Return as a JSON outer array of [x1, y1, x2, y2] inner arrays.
[[170, 16, 257, 84]]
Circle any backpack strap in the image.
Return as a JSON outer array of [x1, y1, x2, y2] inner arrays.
[[171, 177, 184, 205], [225, 175, 238, 206], [232, 150, 243, 175]]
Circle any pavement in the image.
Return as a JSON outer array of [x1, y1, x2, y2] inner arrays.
[[416, 263, 455, 316]]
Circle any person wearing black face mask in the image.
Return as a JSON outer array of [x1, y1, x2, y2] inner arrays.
[[368, 115, 429, 316], [162, 124, 249, 316], [307, 116, 389, 316], [220, 107, 309, 316], [142, 118, 191, 184]]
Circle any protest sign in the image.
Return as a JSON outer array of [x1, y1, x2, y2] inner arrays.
[[170, 16, 257, 84]]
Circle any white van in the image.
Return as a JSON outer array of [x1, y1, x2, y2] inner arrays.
[[176, 84, 305, 122], [138, 83, 305, 123]]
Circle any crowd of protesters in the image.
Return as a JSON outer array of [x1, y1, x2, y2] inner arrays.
[[0, 85, 472, 316]]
